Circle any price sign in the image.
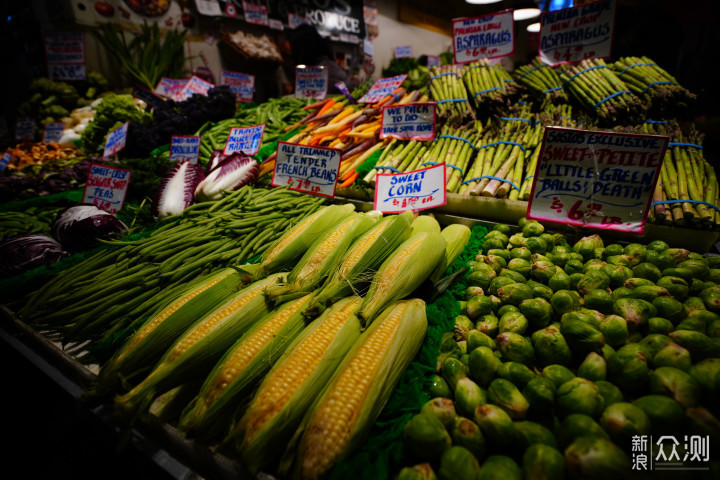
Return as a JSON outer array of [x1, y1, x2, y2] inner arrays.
[[394, 45, 413, 58], [132, 86, 166, 109], [381, 103, 436, 141], [170, 136, 201, 164], [43, 122, 65, 143], [154, 78, 190, 100], [82, 163, 132, 215], [374, 163, 447, 214], [358, 75, 407, 104], [295, 66, 329, 100], [452, 10, 515, 64], [539, 0, 616, 64], [0, 152, 11, 172], [45, 31, 86, 81], [15, 118, 36, 141], [526, 126, 668, 234], [272, 142, 341, 198], [103, 121, 129, 158], [427, 55, 442, 68], [224, 124, 266, 156], [288, 13, 311, 29], [177, 76, 214, 101], [242, 1, 269, 26], [220, 70, 255, 103], [269, 19, 284, 30]]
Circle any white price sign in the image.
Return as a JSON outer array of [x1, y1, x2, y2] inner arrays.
[[374, 163, 447, 213]]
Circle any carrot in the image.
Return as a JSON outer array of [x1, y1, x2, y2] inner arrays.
[[303, 98, 332, 111], [338, 171, 359, 188], [317, 98, 337, 116], [258, 159, 276, 177]]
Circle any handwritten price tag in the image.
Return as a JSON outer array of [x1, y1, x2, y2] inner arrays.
[[374, 163, 447, 214], [103, 122, 129, 158], [526, 126, 669, 234], [177, 76, 214, 102], [539, 0, 616, 64], [15, 118, 36, 141], [170, 136, 201, 164], [0, 152, 11, 172], [358, 75, 407, 104], [154, 78, 190, 100], [452, 10, 515, 64], [220, 70, 255, 103], [43, 123, 65, 143], [295, 66, 329, 100], [272, 142, 341, 198], [45, 31, 86, 81], [394, 45, 413, 58], [242, 0, 269, 26], [427, 55, 442, 68], [82, 163, 132, 215], [381, 103, 436, 141], [224, 124, 266, 156]]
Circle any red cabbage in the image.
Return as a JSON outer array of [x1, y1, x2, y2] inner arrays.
[[51, 204, 129, 251], [194, 152, 259, 202], [152, 160, 205, 219], [0, 234, 66, 277]]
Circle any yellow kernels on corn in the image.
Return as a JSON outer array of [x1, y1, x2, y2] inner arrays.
[[337, 222, 388, 279], [242, 297, 362, 443], [372, 235, 424, 294], [297, 217, 356, 279], [262, 212, 319, 264]]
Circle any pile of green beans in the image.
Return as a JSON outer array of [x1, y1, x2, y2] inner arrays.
[[15, 186, 327, 356]]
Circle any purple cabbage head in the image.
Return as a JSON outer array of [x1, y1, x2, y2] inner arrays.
[[152, 160, 206, 219], [194, 152, 259, 202], [51, 204, 129, 251], [0, 234, 66, 277]]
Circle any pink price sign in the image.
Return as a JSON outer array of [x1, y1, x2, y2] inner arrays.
[[220, 70, 255, 103], [539, 0, 616, 65], [526, 126, 668, 234], [452, 10, 515, 64], [154, 78, 189, 100], [177, 76, 214, 102], [380, 103, 436, 141], [358, 75, 407, 104], [295, 66, 329, 101]]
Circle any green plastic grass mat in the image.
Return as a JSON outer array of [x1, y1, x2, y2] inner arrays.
[[329, 224, 487, 480], [0, 189, 84, 213], [257, 128, 300, 163], [355, 148, 384, 181]]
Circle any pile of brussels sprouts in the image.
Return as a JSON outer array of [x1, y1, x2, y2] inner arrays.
[[399, 218, 720, 480]]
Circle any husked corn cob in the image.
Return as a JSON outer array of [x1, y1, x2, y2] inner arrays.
[[356, 231, 447, 327], [92, 268, 244, 396], [225, 296, 364, 474], [178, 294, 313, 441], [429, 223, 472, 283], [302, 211, 414, 317], [250, 204, 356, 282], [281, 299, 428, 480], [263, 212, 381, 306], [113, 273, 281, 420]]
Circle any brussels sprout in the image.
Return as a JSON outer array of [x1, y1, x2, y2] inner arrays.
[[438, 446, 481, 480], [429, 374, 452, 399], [497, 362, 536, 389], [541, 364, 575, 387], [613, 297, 657, 331], [497, 283, 534, 306], [531, 324, 572, 367], [653, 342, 692, 371], [685, 407, 720, 437], [623, 277, 654, 289], [605, 254, 632, 267], [509, 233, 526, 248], [450, 417, 486, 461], [525, 280, 554, 301], [519, 297, 553, 329], [483, 238, 507, 252], [594, 380, 624, 406], [597, 314, 629, 348], [577, 352, 607, 382], [633, 262, 662, 282], [556, 378, 604, 418], [476, 314, 499, 337], [442, 357, 467, 392], [437, 332, 462, 369], [564, 259, 585, 275], [507, 258, 532, 277], [573, 235, 604, 261], [600, 402, 651, 442], [499, 311, 529, 335], [455, 377, 487, 417], [542, 232, 560, 247], [706, 255, 720, 268], [699, 284, 720, 312], [600, 344, 616, 360], [497, 304, 519, 316], [583, 259, 607, 273], [547, 270, 572, 291], [556, 414, 609, 449], [487, 248, 510, 261], [421, 397, 457, 430], [564, 436, 632, 480], [560, 317, 605, 353], [510, 247, 532, 261], [521, 444, 565, 480], [465, 286, 485, 301], [633, 395, 685, 431], [611, 287, 634, 301], [487, 378, 530, 420], [663, 247, 691, 262], [460, 352, 469, 365], [531, 260, 556, 283], [689, 358, 720, 396], [581, 290, 611, 316], [466, 295, 496, 320], [653, 253, 677, 271], [644, 249, 660, 267], [690, 278, 708, 295], [548, 251, 571, 269], [454, 315, 474, 341], [638, 333, 673, 357], [675, 317, 706, 333], [522, 376, 556, 410], [492, 223, 512, 235], [689, 308, 720, 325], [468, 330, 496, 351], [488, 276, 516, 296], [649, 366, 700, 408], [683, 296, 706, 315], [404, 413, 452, 461], [662, 266, 694, 281], [496, 332, 535, 365], [708, 268, 720, 284], [669, 329, 715, 360], [468, 270, 493, 291], [522, 221, 544, 238], [607, 344, 651, 394], [623, 243, 647, 265], [648, 316, 674, 335], [579, 308, 606, 328], [625, 285, 671, 303], [551, 289, 582, 316], [513, 420, 557, 450], [600, 265, 634, 289], [647, 240, 669, 252], [651, 296, 685, 323], [524, 237, 548, 254], [679, 259, 710, 280], [395, 464, 438, 480], [473, 404, 516, 447], [469, 346, 501, 386], [486, 254, 508, 273], [477, 455, 521, 480]]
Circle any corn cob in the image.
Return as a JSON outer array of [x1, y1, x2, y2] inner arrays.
[[91, 268, 244, 397], [225, 296, 364, 474], [410, 214, 441, 235], [178, 294, 314, 441], [302, 211, 414, 316], [356, 231, 447, 327], [113, 273, 282, 420], [430, 223, 472, 283], [249, 204, 356, 282], [262, 212, 381, 307], [280, 299, 428, 480]]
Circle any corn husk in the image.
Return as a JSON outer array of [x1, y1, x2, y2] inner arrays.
[[430, 223, 472, 282]]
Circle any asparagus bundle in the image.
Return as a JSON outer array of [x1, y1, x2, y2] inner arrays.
[[428, 65, 474, 125], [363, 138, 431, 183], [514, 57, 568, 105], [559, 58, 645, 126], [415, 123, 483, 193], [462, 59, 516, 115], [614, 56, 696, 118]]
